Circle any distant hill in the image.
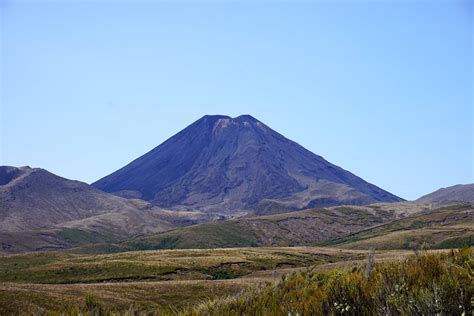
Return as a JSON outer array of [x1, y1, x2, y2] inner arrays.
[[0, 166, 213, 252], [93, 115, 403, 213], [79, 202, 437, 253], [326, 203, 474, 250], [417, 184, 474, 203]]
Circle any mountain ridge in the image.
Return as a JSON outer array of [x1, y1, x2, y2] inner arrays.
[[417, 183, 474, 203], [0, 166, 214, 252], [77, 201, 452, 253]]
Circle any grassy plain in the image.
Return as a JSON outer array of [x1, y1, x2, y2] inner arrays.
[[0, 247, 412, 314]]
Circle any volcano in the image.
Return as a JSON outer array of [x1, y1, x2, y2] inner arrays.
[[93, 115, 403, 213]]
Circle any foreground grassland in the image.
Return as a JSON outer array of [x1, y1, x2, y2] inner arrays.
[[0, 279, 258, 315], [0, 247, 470, 315], [191, 248, 473, 316], [0, 247, 414, 314], [0, 247, 368, 284]]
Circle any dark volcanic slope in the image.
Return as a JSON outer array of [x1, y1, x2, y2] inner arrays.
[[93, 115, 403, 213], [417, 184, 474, 203]]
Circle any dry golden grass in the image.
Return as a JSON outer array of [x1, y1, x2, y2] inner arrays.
[[337, 225, 473, 250], [329, 204, 474, 250], [0, 247, 428, 314], [189, 248, 473, 316], [0, 278, 261, 314], [0, 247, 369, 284]]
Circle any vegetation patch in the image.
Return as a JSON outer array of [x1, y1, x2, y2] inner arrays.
[[207, 265, 248, 280], [7, 248, 469, 315], [56, 228, 118, 245], [325, 205, 473, 249], [435, 234, 474, 249], [0, 247, 360, 284], [190, 248, 473, 316]]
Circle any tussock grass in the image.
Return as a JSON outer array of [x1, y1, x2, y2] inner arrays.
[[1, 248, 471, 315], [188, 248, 473, 315], [0, 247, 363, 284]]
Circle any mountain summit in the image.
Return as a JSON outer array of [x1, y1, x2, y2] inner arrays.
[[93, 115, 403, 213]]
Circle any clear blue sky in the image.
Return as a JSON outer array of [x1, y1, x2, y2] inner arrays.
[[1, 0, 472, 200]]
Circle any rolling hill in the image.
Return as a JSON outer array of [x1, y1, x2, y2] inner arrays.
[[417, 183, 474, 203], [93, 115, 403, 213], [0, 166, 213, 252], [79, 202, 440, 253], [325, 203, 474, 249]]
